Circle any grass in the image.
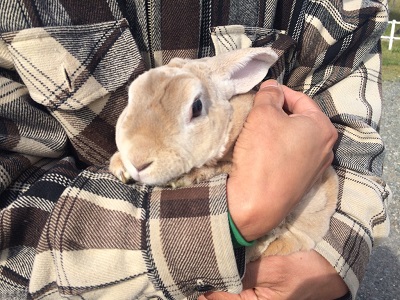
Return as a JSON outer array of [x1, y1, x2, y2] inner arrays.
[[381, 41, 400, 81], [388, 0, 400, 21], [381, 1, 400, 81]]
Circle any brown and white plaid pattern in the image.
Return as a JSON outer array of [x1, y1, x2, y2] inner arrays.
[[0, 0, 391, 299]]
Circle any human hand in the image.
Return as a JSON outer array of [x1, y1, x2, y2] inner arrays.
[[227, 80, 338, 241], [198, 250, 349, 300]]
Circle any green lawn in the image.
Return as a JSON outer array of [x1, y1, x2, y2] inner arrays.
[[388, 0, 400, 21], [381, 40, 400, 81], [382, 1, 400, 81]]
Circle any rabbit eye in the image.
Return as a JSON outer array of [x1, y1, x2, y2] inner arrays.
[[191, 98, 203, 119]]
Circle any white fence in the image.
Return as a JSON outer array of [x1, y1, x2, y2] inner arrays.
[[381, 20, 400, 50]]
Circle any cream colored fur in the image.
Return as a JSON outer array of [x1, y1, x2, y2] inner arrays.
[[109, 47, 338, 260]]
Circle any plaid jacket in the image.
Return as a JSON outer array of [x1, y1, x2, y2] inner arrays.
[[0, 0, 391, 299]]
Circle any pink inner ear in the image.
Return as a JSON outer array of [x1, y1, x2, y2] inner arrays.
[[231, 59, 269, 94]]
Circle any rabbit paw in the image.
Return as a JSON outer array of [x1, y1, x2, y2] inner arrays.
[[109, 152, 132, 183], [262, 231, 314, 257], [168, 163, 232, 188], [167, 174, 197, 188], [167, 170, 208, 188], [262, 238, 296, 256]]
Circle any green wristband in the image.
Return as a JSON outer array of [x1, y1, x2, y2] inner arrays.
[[228, 212, 255, 248]]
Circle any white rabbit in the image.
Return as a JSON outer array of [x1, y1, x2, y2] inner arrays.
[[109, 47, 338, 260]]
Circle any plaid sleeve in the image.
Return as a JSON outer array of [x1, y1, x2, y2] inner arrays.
[[0, 8, 243, 299], [209, 3, 392, 297], [1, 19, 146, 166], [313, 51, 392, 299], [1, 1, 393, 299], [284, 1, 392, 298], [0, 85, 242, 299], [27, 168, 242, 299], [0, 72, 68, 193]]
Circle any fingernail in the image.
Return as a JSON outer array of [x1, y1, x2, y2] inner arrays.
[[260, 80, 279, 90]]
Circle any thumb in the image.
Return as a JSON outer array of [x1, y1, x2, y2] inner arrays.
[[280, 85, 320, 115], [242, 259, 263, 289], [254, 79, 284, 109]]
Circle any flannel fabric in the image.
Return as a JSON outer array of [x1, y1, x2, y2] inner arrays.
[[0, 0, 391, 299]]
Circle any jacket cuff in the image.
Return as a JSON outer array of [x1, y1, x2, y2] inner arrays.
[[147, 174, 244, 298]]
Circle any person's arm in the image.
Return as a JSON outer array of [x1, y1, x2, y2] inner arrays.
[[201, 83, 349, 300], [228, 50, 391, 300], [204, 1, 391, 299], [0, 9, 332, 300], [0, 34, 335, 300], [227, 80, 337, 242], [0, 25, 243, 300], [306, 3, 391, 298], [268, 2, 392, 298], [0, 75, 331, 300], [0, 40, 68, 189], [314, 54, 391, 299], [22, 82, 335, 300]]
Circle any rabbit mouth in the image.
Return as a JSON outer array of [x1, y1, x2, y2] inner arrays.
[[121, 154, 187, 186]]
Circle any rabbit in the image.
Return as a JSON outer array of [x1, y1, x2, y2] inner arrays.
[[109, 47, 338, 260]]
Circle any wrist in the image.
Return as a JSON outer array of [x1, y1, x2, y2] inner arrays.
[[227, 164, 311, 242], [227, 176, 283, 241], [228, 212, 255, 247]]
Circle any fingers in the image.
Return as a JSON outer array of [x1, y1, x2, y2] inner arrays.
[[254, 79, 284, 109], [280, 85, 320, 115], [200, 290, 257, 300], [241, 256, 280, 290], [280, 84, 338, 150], [255, 80, 319, 117], [242, 259, 260, 290], [229, 80, 338, 242]]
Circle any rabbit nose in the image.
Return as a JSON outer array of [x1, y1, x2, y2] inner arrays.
[[135, 161, 153, 172]]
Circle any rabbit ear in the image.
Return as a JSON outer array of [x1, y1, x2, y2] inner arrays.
[[211, 47, 278, 95]]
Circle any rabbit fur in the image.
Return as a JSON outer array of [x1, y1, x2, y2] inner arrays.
[[109, 47, 338, 261]]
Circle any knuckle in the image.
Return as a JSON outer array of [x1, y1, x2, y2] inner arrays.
[[327, 125, 338, 145], [327, 151, 335, 165], [255, 86, 284, 105], [257, 86, 282, 99]]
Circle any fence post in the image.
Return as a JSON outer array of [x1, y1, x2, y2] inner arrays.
[[389, 20, 396, 51]]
